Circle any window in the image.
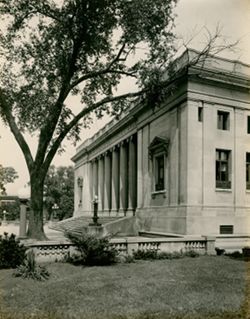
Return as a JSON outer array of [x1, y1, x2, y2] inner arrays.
[[198, 107, 203, 122], [217, 111, 230, 130], [248, 116, 250, 134], [155, 154, 165, 191], [216, 149, 231, 189], [148, 136, 169, 194], [246, 153, 250, 190], [220, 225, 233, 234]]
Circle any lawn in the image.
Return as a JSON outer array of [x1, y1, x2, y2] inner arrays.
[[0, 256, 249, 319]]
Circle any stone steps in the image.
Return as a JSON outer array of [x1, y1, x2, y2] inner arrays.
[[49, 216, 122, 234]]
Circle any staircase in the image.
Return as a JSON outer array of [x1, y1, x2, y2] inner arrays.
[[49, 216, 122, 235]]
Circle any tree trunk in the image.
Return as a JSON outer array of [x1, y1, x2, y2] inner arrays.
[[27, 175, 47, 240]]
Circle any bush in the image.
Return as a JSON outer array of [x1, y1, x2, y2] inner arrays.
[[65, 232, 118, 266], [133, 249, 158, 260], [132, 249, 199, 260], [0, 232, 27, 269], [13, 250, 50, 281], [215, 247, 225, 256]]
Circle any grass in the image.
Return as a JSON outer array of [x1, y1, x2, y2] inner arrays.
[[0, 255, 249, 319]]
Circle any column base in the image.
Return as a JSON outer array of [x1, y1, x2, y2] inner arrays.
[[110, 209, 120, 217], [117, 208, 127, 217], [126, 208, 136, 216]]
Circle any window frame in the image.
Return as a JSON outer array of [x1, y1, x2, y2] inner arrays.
[[246, 153, 250, 190], [217, 110, 230, 131], [247, 116, 250, 134], [215, 149, 231, 190], [148, 136, 169, 196], [154, 153, 165, 192], [198, 107, 203, 122]]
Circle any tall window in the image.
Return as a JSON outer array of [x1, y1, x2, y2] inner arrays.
[[198, 107, 203, 122], [155, 154, 165, 191], [247, 116, 250, 134], [216, 149, 231, 189], [217, 111, 230, 130], [246, 153, 250, 190]]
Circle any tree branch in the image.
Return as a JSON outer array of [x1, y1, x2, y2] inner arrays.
[[70, 69, 137, 89], [70, 42, 129, 89], [42, 89, 145, 173], [0, 89, 34, 171]]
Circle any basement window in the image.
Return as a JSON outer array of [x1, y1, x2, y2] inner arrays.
[[220, 225, 234, 234]]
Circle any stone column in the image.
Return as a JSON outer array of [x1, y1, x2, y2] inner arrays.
[[119, 141, 128, 214], [88, 161, 93, 204], [137, 129, 143, 208], [103, 151, 111, 213], [127, 135, 137, 214], [92, 159, 98, 198], [98, 156, 104, 212], [19, 200, 27, 238], [111, 146, 120, 214]]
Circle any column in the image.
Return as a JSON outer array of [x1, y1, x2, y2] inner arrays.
[[98, 156, 104, 212], [103, 151, 111, 213], [119, 141, 128, 214], [92, 159, 98, 198], [127, 135, 137, 214], [88, 161, 93, 204], [137, 129, 143, 208], [19, 200, 27, 238], [111, 146, 120, 213]]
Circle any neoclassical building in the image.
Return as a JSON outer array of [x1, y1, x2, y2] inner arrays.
[[71, 49, 250, 236]]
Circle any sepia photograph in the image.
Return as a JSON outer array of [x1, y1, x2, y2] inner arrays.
[[0, 0, 250, 318]]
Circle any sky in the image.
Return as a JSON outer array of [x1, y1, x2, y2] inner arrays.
[[0, 0, 250, 195]]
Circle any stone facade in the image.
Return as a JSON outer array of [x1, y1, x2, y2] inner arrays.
[[72, 49, 250, 236]]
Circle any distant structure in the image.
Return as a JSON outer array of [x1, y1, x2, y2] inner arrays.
[[71, 49, 250, 237]]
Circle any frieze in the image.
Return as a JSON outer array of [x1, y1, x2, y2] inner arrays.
[[88, 122, 137, 160]]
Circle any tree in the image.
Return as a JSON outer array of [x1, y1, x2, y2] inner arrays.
[[0, 0, 178, 239], [44, 165, 74, 221], [0, 165, 18, 195]]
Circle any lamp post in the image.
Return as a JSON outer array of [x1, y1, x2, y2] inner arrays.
[[2, 210, 7, 225], [52, 203, 59, 220], [89, 195, 101, 226]]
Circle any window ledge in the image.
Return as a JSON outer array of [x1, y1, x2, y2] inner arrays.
[[151, 190, 166, 199], [215, 188, 232, 193]]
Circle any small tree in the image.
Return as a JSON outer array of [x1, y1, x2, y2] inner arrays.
[[0, 165, 18, 195], [44, 165, 74, 220]]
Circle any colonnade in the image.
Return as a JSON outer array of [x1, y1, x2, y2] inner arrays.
[[89, 134, 137, 215]]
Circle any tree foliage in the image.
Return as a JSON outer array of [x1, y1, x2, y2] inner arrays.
[[0, 0, 177, 239], [0, 164, 18, 195], [44, 165, 74, 220]]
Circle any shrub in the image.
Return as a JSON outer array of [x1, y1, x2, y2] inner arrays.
[[65, 232, 118, 266], [133, 249, 158, 260], [0, 232, 27, 269], [132, 249, 199, 260], [184, 250, 199, 258], [13, 250, 50, 281], [215, 247, 225, 256]]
